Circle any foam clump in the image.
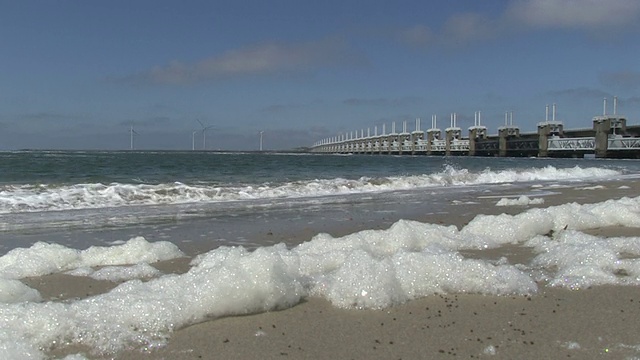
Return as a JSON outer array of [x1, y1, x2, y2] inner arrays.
[[0, 279, 41, 303], [463, 197, 640, 244], [0, 244, 305, 358], [527, 230, 640, 289], [61, 355, 89, 360], [66, 264, 162, 282], [0, 236, 184, 280], [80, 236, 185, 266], [0, 242, 80, 280], [495, 195, 544, 207], [304, 247, 536, 309], [295, 220, 536, 309]]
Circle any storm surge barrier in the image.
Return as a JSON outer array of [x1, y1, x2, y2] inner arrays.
[[310, 100, 640, 159]]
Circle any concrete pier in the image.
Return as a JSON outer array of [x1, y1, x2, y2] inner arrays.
[[498, 126, 518, 157], [537, 122, 563, 158], [468, 126, 487, 157], [593, 115, 627, 158], [410, 118, 424, 155]]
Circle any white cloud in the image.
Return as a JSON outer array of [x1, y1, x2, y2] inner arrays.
[[396, 24, 433, 48], [120, 37, 367, 85], [396, 13, 496, 49], [441, 12, 497, 44], [393, 0, 640, 50], [505, 0, 640, 30]]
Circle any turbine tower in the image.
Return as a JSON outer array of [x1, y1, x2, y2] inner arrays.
[[129, 124, 139, 150], [197, 119, 214, 150], [259, 131, 264, 151], [192, 130, 199, 151]]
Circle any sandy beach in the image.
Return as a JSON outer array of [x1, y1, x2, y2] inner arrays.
[[111, 286, 640, 360], [25, 178, 640, 359]]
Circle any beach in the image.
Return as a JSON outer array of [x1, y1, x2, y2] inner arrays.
[[4, 1, 640, 357], [114, 286, 640, 360], [25, 178, 640, 360]]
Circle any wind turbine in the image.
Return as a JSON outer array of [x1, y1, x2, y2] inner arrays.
[[196, 119, 214, 150], [259, 131, 264, 151], [130, 124, 139, 150], [192, 130, 199, 151]]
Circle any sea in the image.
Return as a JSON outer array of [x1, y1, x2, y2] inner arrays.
[[1, 150, 640, 358]]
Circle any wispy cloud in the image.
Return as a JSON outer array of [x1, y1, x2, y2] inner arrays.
[[546, 87, 611, 100], [599, 71, 640, 91], [504, 0, 640, 31], [396, 25, 434, 48], [115, 37, 367, 86], [13, 112, 91, 130], [261, 103, 306, 114], [394, 0, 640, 50], [441, 12, 498, 45], [395, 13, 498, 49], [18, 112, 70, 123], [343, 97, 422, 107], [626, 96, 640, 105], [117, 116, 173, 127]]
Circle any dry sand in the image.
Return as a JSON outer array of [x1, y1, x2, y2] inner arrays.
[[30, 179, 640, 359]]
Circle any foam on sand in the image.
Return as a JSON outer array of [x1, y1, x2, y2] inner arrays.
[[1, 196, 640, 358], [0, 237, 184, 280], [496, 195, 545, 206]]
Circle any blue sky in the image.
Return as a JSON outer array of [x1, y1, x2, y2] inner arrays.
[[1, 0, 640, 150]]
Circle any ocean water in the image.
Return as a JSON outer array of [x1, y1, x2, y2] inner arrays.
[[0, 150, 635, 236], [1, 150, 640, 358]]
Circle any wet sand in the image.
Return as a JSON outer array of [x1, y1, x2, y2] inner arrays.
[[113, 286, 640, 360], [29, 178, 640, 359]]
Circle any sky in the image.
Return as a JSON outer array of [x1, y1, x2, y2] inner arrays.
[[1, 0, 640, 151]]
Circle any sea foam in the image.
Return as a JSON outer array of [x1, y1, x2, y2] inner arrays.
[[0, 237, 184, 280], [0, 165, 620, 214], [496, 195, 545, 206], [66, 263, 162, 282], [1, 196, 640, 358]]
